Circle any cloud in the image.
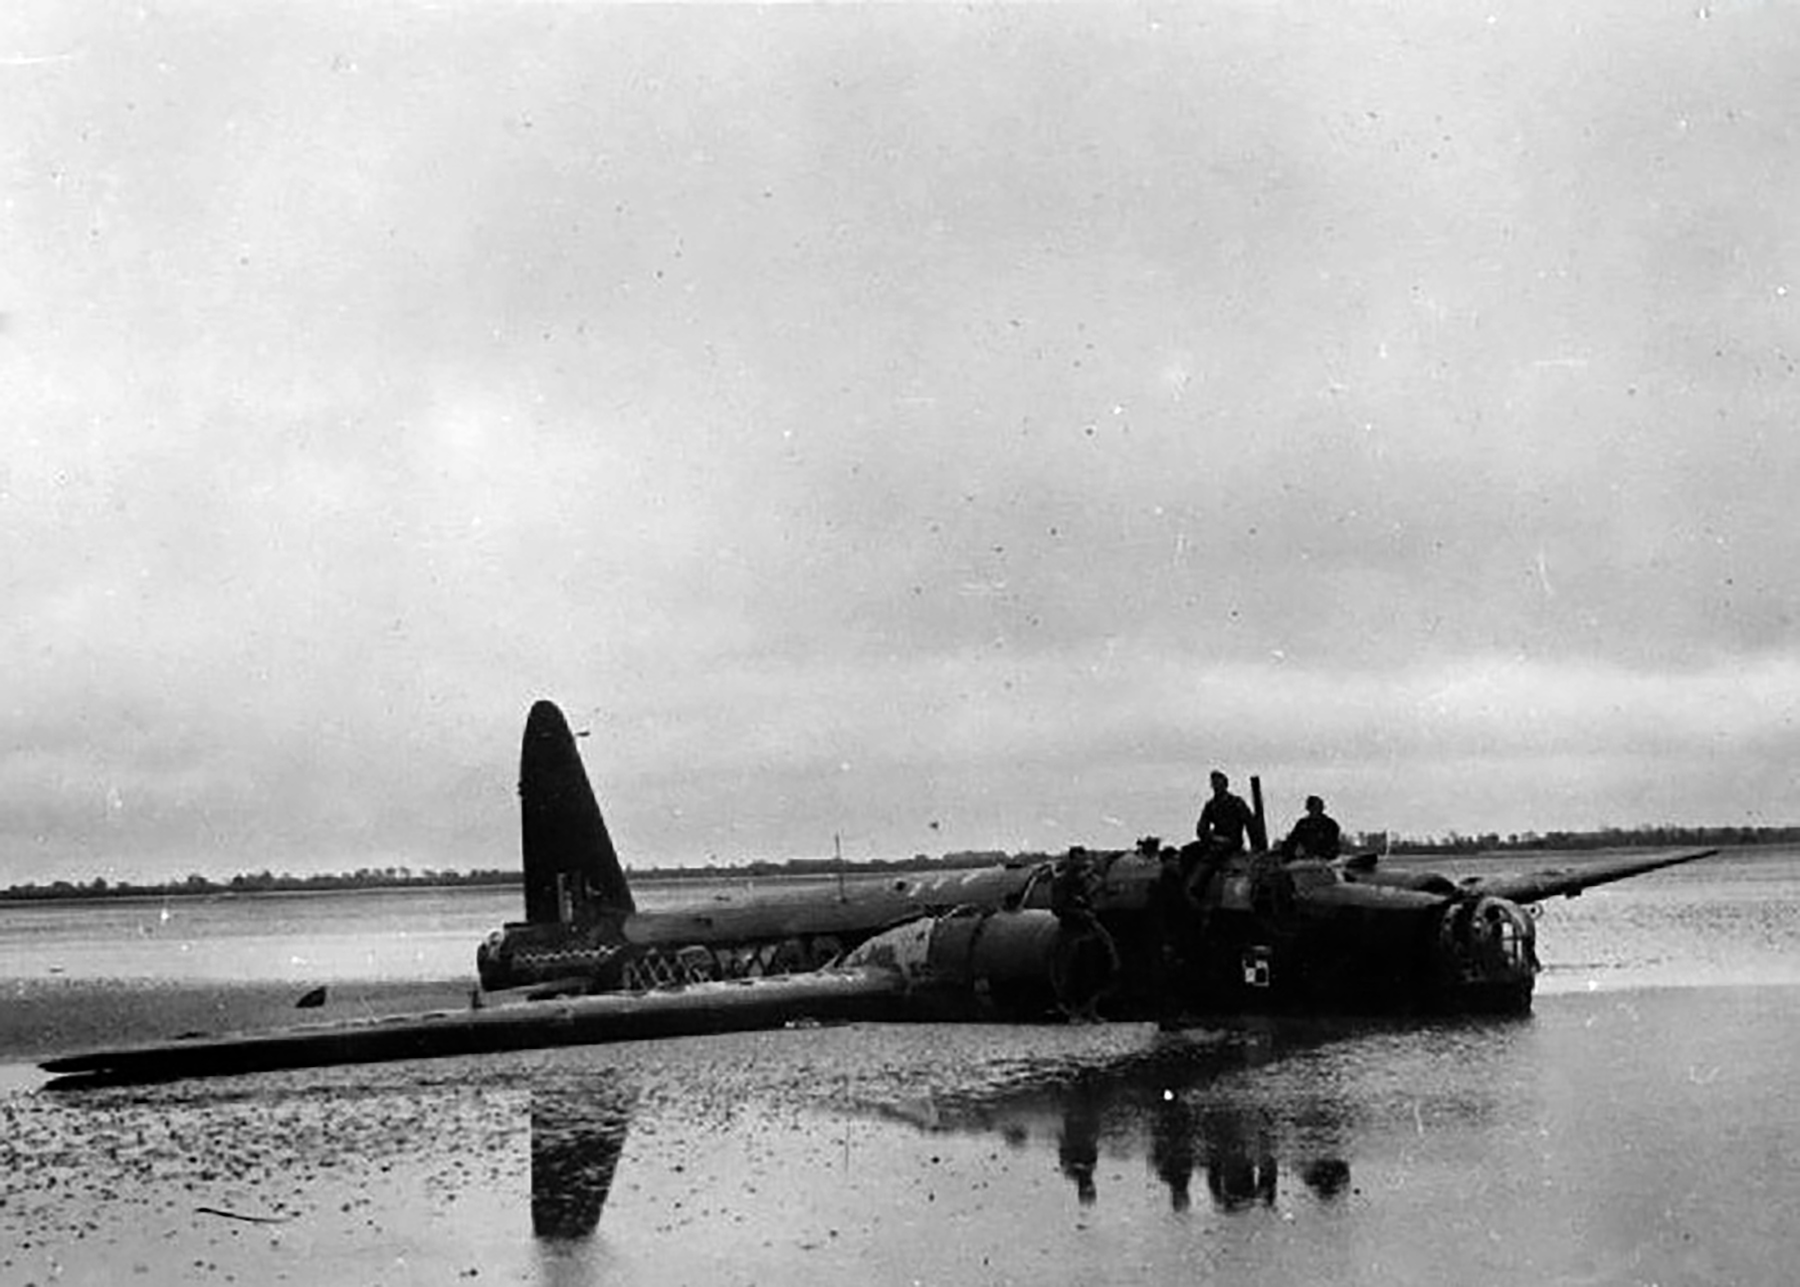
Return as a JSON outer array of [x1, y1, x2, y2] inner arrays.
[[539, 648, 1800, 866], [5, 2, 1799, 881]]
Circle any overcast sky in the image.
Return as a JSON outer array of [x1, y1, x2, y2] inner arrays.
[[5, 2, 1797, 884]]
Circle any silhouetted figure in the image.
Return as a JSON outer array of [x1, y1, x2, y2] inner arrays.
[[1282, 795, 1341, 862], [1050, 848, 1116, 1021], [1151, 846, 1189, 938], [1196, 771, 1254, 854], [1151, 846, 1201, 1021], [1050, 848, 1098, 923]]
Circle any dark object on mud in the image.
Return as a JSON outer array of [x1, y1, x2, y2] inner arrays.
[[295, 986, 328, 1009], [194, 1206, 293, 1224]]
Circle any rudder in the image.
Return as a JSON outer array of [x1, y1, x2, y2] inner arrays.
[[519, 700, 636, 922]]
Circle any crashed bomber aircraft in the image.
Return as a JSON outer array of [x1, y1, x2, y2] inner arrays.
[[43, 700, 1716, 1085]]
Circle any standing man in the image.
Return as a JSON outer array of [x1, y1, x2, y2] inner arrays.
[[1049, 848, 1113, 1022], [1196, 770, 1255, 854], [1282, 795, 1342, 861], [1050, 847, 1098, 924]]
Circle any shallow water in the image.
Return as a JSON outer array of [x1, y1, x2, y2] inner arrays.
[[0, 875, 892, 985], [5, 994, 1796, 1286], [6, 849, 1795, 989], [4, 849, 1798, 1285]]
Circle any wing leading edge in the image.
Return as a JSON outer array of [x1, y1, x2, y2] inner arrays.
[[41, 967, 913, 1087], [1459, 847, 1719, 905]]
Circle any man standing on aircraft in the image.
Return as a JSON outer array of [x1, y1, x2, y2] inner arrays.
[[1149, 840, 1202, 1022], [1050, 848, 1115, 1022], [1281, 795, 1342, 862], [1196, 771, 1255, 854], [1051, 847, 1099, 923]]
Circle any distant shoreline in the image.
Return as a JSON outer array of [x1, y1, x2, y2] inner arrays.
[[3, 824, 1791, 904]]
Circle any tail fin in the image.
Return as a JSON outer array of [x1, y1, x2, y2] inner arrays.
[[519, 700, 635, 922]]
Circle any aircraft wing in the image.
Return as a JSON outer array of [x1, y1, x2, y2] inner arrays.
[[1457, 847, 1719, 905], [41, 967, 911, 1088]]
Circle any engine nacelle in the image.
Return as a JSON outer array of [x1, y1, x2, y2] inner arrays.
[[840, 907, 1119, 1020], [1433, 895, 1539, 1008]]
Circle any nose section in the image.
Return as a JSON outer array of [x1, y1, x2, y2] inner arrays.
[[1472, 896, 1538, 982], [476, 928, 507, 990], [1436, 895, 1540, 1004]]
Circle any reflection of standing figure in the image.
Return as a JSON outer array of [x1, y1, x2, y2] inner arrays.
[[1149, 1093, 1197, 1212], [1057, 1085, 1102, 1207]]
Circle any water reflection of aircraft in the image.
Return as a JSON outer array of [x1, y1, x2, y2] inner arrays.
[[857, 1025, 1377, 1214], [41, 700, 1715, 1085], [530, 1074, 637, 1240]]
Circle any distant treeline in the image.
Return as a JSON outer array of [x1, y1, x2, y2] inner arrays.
[[0, 867, 519, 903], [1365, 824, 1800, 855], [4, 824, 1794, 902], [0, 851, 1021, 903]]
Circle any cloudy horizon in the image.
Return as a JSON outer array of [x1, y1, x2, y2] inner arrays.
[[6, 2, 1798, 885]]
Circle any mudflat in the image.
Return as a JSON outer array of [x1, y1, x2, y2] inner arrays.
[[3, 982, 1797, 1286], [5, 851, 1797, 1285]]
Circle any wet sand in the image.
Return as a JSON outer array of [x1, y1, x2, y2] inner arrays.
[[5, 981, 1798, 1286], [6, 853, 1795, 1285]]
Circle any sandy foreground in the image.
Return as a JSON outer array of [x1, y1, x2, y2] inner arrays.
[[6, 851, 1793, 1284], [4, 976, 1800, 1286], [3, 979, 1800, 1287], [5, 982, 1164, 1287]]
